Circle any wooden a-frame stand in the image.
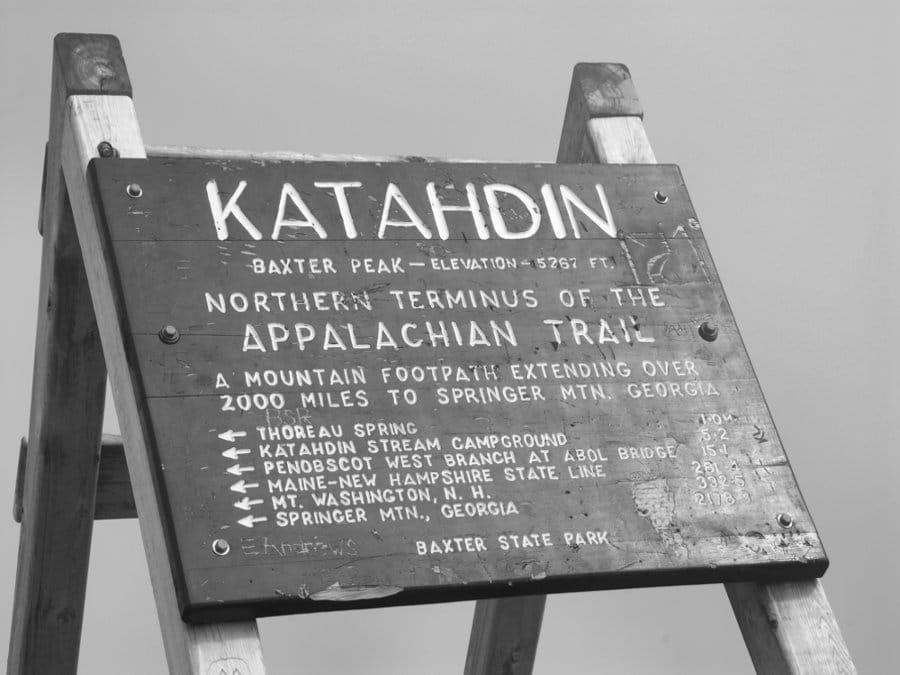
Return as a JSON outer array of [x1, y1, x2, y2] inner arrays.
[[8, 34, 857, 674]]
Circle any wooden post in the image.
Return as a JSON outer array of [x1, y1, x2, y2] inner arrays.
[[462, 62, 649, 675], [8, 33, 267, 674], [466, 63, 656, 675], [55, 39, 266, 675], [727, 581, 856, 674], [7, 33, 127, 675], [15, 435, 135, 521], [464, 596, 546, 675], [560, 62, 856, 675]]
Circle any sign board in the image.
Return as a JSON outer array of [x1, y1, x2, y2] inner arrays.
[[89, 158, 826, 622]]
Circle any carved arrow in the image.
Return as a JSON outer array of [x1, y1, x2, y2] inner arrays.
[[226, 464, 255, 476], [229, 479, 260, 494], [222, 447, 251, 460], [237, 515, 268, 528], [218, 429, 247, 442], [234, 497, 264, 511]]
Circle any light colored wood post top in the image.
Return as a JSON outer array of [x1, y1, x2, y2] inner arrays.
[[727, 581, 857, 674]]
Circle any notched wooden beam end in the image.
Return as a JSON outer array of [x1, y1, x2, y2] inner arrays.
[[557, 63, 645, 163], [15, 435, 135, 522], [53, 33, 132, 97], [572, 63, 643, 119]]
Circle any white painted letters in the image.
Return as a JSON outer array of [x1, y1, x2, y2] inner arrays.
[[206, 179, 263, 241], [272, 183, 328, 240], [483, 184, 542, 240], [559, 184, 616, 238], [314, 181, 362, 238], [378, 183, 432, 239], [426, 182, 489, 240], [206, 177, 620, 241]]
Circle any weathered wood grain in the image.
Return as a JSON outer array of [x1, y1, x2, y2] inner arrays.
[[464, 595, 546, 675], [38, 34, 131, 237], [727, 581, 857, 674], [470, 63, 652, 675], [52, 33, 132, 96], [564, 62, 854, 675], [7, 34, 120, 675], [146, 144, 488, 163], [587, 117, 656, 164], [61, 93, 265, 673], [88, 156, 825, 623], [469, 63, 656, 675], [469, 66, 649, 671], [15, 435, 134, 521], [93, 433, 134, 519]]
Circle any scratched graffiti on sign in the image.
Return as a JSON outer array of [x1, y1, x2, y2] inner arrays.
[[206, 658, 250, 675]]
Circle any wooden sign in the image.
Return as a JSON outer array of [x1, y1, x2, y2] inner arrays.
[[88, 158, 826, 622]]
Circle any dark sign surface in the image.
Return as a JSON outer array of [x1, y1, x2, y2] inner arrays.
[[89, 158, 826, 622]]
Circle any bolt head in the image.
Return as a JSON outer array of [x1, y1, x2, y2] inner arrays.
[[212, 539, 230, 556], [158, 325, 180, 344], [97, 141, 116, 158], [126, 183, 142, 198], [698, 322, 719, 342], [776, 513, 794, 529]]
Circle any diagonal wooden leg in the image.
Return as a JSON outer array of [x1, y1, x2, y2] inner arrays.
[[57, 34, 265, 674], [6, 34, 121, 675], [727, 580, 856, 674], [463, 62, 650, 675], [7, 147, 106, 675], [561, 62, 857, 675], [465, 595, 546, 675]]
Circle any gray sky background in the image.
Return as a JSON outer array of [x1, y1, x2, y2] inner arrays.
[[1, 2, 897, 673]]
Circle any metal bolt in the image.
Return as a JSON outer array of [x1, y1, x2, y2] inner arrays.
[[126, 183, 143, 198], [776, 513, 794, 529], [212, 539, 230, 556], [653, 190, 669, 204], [158, 325, 180, 344], [698, 322, 719, 342], [97, 141, 117, 158]]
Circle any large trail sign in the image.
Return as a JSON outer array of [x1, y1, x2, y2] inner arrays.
[[89, 158, 826, 622]]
